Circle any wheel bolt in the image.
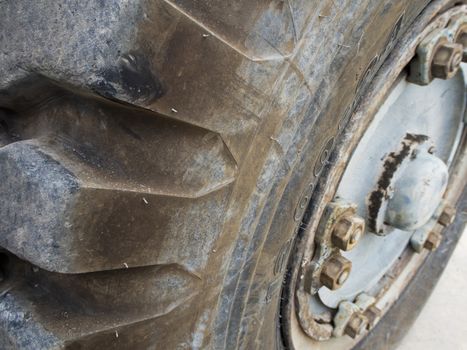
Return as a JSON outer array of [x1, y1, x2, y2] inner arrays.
[[424, 230, 442, 251], [438, 205, 456, 227], [320, 254, 352, 290], [331, 215, 365, 251], [344, 312, 369, 338], [409, 28, 465, 85], [431, 42, 463, 80]]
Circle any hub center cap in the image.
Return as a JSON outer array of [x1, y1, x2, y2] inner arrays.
[[369, 136, 449, 234], [384, 146, 448, 231]]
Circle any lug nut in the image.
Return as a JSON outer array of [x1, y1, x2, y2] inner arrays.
[[320, 254, 352, 290], [424, 230, 442, 251], [331, 215, 365, 251], [363, 305, 382, 328], [344, 312, 369, 339], [431, 42, 463, 80], [409, 28, 464, 85], [438, 205, 456, 227]]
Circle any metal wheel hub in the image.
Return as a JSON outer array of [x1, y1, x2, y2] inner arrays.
[[286, 6, 467, 348], [368, 135, 449, 234]]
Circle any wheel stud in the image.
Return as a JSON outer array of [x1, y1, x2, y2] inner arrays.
[[331, 215, 365, 251], [320, 254, 352, 290]]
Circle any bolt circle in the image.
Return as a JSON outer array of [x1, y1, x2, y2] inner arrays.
[[289, 9, 466, 347]]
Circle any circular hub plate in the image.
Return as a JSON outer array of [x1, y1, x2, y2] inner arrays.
[[319, 66, 466, 308]]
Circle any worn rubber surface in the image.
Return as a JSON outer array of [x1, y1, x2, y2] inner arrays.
[[0, 1, 464, 349]]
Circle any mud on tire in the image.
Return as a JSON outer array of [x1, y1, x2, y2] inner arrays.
[[0, 1, 464, 349]]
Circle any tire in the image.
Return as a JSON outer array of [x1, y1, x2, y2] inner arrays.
[[0, 1, 464, 350]]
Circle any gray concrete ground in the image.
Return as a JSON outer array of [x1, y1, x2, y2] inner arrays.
[[397, 228, 467, 350]]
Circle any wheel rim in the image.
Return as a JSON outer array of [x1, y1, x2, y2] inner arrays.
[[282, 5, 467, 349], [320, 68, 465, 309]]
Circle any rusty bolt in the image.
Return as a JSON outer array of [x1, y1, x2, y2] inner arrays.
[[424, 231, 442, 251], [438, 205, 456, 227], [410, 27, 465, 85], [320, 254, 352, 290], [344, 312, 369, 339], [431, 42, 463, 80], [331, 215, 365, 251], [363, 305, 382, 328]]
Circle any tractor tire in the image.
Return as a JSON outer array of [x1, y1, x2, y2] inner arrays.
[[0, 1, 465, 349]]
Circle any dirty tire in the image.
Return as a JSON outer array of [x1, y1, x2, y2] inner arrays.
[[0, 1, 464, 349]]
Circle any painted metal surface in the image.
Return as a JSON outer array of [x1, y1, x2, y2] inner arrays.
[[319, 64, 465, 309]]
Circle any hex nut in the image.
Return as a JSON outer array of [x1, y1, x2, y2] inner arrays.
[[363, 305, 381, 328], [320, 255, 352, 290], [331, 215, 365, 251], [409, 29, 457, 85], [431, 42, 463, 80], [424, 231, 442, 251], [438, 206, 456, 227], [344, 313, 369, 339]]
